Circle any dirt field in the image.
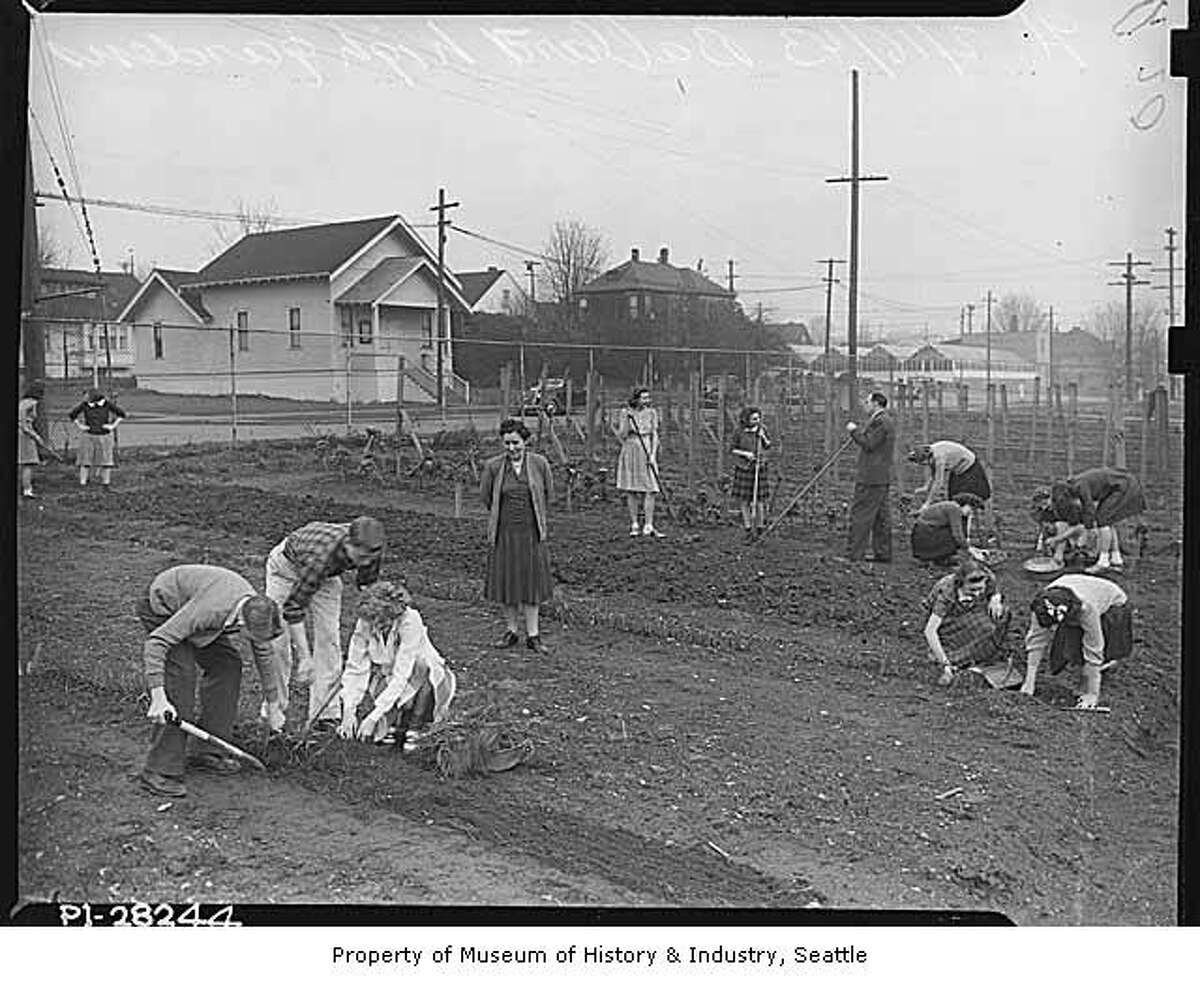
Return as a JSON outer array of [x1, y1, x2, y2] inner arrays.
[[16, 425, 1182, 922]]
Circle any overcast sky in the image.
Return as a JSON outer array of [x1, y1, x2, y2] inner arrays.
[[27, 1, 1184, 340]]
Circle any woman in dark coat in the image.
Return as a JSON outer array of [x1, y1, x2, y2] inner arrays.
[[910, 493, 987, 565], [480, 418, 555, 654]]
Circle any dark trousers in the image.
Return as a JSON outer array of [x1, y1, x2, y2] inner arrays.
[[138, 597, 243, 777], [847, 482, 892, 561]]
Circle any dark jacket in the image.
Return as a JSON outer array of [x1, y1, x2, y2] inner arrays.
[[480, 451, 554, 544], [851, 409, 895, 485]]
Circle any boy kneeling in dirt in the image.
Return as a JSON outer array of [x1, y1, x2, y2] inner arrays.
[[140, 565, 287, 798], [1020, 573, 1132, 710], [337, 580, 456, 752]]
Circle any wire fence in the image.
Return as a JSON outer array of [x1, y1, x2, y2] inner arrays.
[[20, 314, 1180, 491]]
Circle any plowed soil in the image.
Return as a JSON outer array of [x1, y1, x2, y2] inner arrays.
[[16, 435, 1182, 922]]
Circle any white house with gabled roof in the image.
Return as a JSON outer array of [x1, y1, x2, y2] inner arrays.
[[120, 214, 472, 403]]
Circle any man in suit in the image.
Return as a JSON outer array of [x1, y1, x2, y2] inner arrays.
[[846, 391, 896, 563], [139, 564, 286, 798]]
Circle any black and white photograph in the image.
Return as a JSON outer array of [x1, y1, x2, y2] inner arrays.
[[12, 0, 1191, 935]]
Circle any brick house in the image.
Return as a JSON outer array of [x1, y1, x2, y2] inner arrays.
[[576, 246, 736, 346], [120, 215, 472, 403]]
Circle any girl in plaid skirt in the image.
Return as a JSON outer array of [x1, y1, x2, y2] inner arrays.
[[922, 559, 1011, 685], [730, 406, 771, 542]]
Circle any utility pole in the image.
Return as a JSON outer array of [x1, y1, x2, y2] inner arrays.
[[818, 258, 845, 356], [429, 187, 460, 411], [727, 258, 736, 295], [1108, 251, 1152, 396], [826, 69, 888, 385], [1153, 226, 1182, 396], [959, 306, 965, 340], [965, 302, 975, 338]]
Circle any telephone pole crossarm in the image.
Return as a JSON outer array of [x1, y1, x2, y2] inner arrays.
[[824, 68, 889, 385]]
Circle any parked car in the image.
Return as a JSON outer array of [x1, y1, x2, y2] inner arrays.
[[521, 378, 582, 416]]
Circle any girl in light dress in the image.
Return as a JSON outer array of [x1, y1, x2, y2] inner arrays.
[[614, 387, 663, 538], [337, 580, 456, 752]]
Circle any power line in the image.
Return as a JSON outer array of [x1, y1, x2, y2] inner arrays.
[[34, 189, 438, 230], [451, 224, 549, 262]]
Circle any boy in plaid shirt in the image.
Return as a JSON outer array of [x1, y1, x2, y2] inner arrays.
[[264, 516, 385, 730]]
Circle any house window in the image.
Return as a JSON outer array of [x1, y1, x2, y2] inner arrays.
[[116, 325, 128, 351], [422, 310, 434, 349], [628, 295, 638, 320], [358, 318, 373, 344], [579, 297, 588, 313], [288, 307, 301, 349], [153, 322, 164, 359], [236, 311, 249, 352]]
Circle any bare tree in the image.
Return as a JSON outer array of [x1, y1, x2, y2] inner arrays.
[[38, 225, 67, 272], [209, 197, 283, 253], [1086, 297, 1165, 390], [540, 219, 608, 327], [994, 292, 1045, 334]]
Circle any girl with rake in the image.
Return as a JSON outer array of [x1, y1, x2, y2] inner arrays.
[[337, 580, 456, 752], [729, 406, 772, 542]]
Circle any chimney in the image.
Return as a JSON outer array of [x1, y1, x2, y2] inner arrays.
[[659, 247, 669, 264], [631, 248, 640, 262], [487, 265, 497, 272]]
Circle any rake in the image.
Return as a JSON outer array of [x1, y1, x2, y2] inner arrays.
[[759, 437, 854, 542]]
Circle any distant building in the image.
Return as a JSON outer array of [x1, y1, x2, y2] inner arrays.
[[457, 266, 529, 316], [120, 215, 473, 403], [28, 267, 140, 380], [577, 246, 736, 345], [940, 328, 1112, 395]]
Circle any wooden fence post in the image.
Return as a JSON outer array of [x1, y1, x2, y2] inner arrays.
[[1028, 376, 1040, 466], [986, 383, 996, 477], [689, 369, 700, 493], [1102, 384, 1113, 468], [1139, 389, 1151, 486], [921, 381, 930, 444], [500, 363, 511, 419], [936, 381, 945, 433], [1113, 384, 1127, 470], [1156, 385, 1170, 476], [717, 374, 727, 477], [1066, 383, 1077, 476], [585, 368, 596, 454], [999, 384, 1009, 485], [824, 373, 835, 455]]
